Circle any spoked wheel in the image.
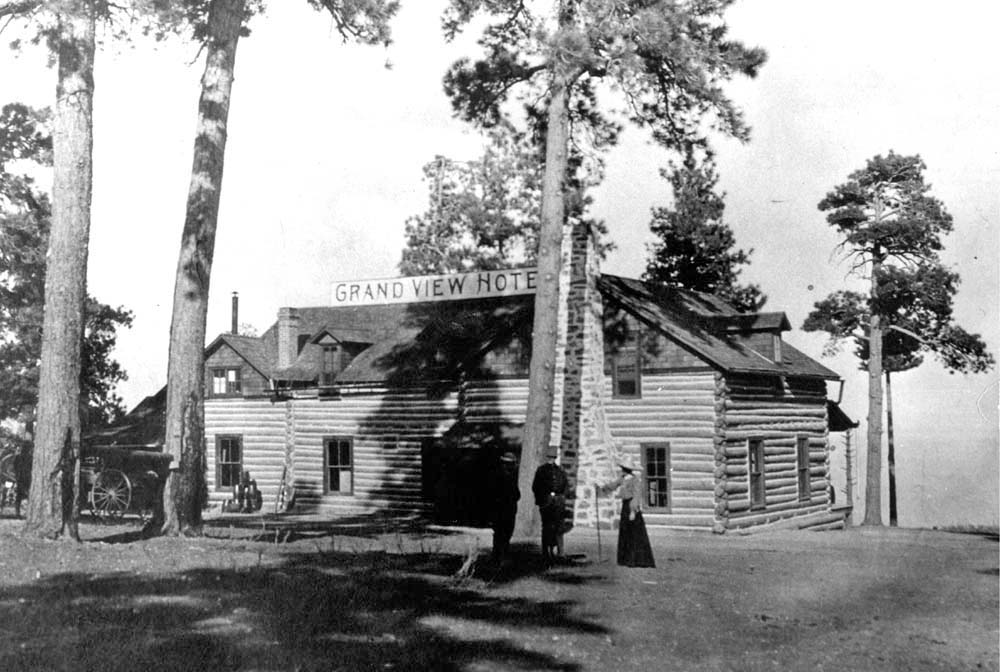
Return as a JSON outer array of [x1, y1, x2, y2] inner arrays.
[[90, 469, 131, 520]]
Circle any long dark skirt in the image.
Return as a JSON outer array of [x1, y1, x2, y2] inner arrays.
[[617, 499, 655, 568]]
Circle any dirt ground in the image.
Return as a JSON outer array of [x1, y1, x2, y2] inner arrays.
[[0, 513, 996, 672]]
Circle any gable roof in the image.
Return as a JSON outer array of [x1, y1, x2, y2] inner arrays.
[[205, 333, 275, 379], [216, 273, 838, 386], [598, 275, 838, 379]]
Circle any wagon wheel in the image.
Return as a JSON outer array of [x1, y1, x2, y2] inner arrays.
[[90, 469, 131, 520]]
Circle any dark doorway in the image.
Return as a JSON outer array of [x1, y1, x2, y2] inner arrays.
[[421, 422, 523, 527]]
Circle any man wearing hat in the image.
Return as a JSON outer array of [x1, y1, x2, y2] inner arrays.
[[491, 451, 520, 563], [532, 447, 569, 562]]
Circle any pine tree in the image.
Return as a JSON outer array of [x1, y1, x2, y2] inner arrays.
[[0, 0, 209, 539], [808, 151, 992, 526], [804, 262, 993, 525], [160, 0, 400, 535], [443, 0, 766, 536], [644, 155, 764, 311], [399, 122, 612, 275]]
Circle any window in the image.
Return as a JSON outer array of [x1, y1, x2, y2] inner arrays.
[[321, 346, 338, 387], [612, 350, 641, 398], [642, 443, 671, 512], [211, 367, 242, 396], [748, 439, 766, 509], [796, 435, 811, 501], [321, 343, 357, 386], [772, 334, 783, 363], [324, 436, 353, 494], [216, 435, 242, 488]]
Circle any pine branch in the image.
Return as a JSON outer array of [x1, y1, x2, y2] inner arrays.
[[0, 0, 40, 17], [854, 324, 981, 369]]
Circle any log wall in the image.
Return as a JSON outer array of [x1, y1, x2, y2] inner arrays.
[[205, 398, 287, 507], [604, 370, 719, 531], [203, 366, 834, 533], [717, 373, 832, 531], [204, 380, 535, 517]]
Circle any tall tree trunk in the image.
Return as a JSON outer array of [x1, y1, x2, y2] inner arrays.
[[160, 0, 244, 536], [513, 47, 572, 539], [23, 3, 95, 540], [862, 245, 885, 526], [886, 369, 897, 526], [844, 428, 853, 526]]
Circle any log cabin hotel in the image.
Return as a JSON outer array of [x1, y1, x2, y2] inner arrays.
[[96, 223, 856, 533]]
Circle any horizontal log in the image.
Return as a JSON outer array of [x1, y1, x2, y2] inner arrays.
[[642, 513, 715, 528], [609, 427, 716, 440], [669, 474, 717, 489], [728, 504, 830, 529], [724, 399, 827, 410], [670, 495, 716, 509], [669, 461, 716, 475], [723, 430, 828, 442], [726, 499, 751, 513], [729, 498, 828, 521], [725, 407, 826, 418]]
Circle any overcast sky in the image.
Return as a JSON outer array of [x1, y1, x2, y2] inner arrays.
[[3, 0, 997, 527]]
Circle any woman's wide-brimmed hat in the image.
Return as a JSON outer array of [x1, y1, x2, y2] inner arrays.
[[616, 454, 641, 473]]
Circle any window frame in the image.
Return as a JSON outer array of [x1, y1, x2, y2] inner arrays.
[[323, 435, 354, 495], [210, 367, 243, 397], [796, 435, 811, 501], [641, 442, 672, 513], [215, 434, 243, 489], [611, 349, 642, 399], [748, 438, 766, 510], [321, 345, 338, 387]]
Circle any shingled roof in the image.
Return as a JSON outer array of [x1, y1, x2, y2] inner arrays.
[[598, 275, 839, 380], [86, 386, 166, 448], [216, 273, 839, 386]]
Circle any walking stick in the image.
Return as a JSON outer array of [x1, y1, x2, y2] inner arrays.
[[594, 488, 602, 561]]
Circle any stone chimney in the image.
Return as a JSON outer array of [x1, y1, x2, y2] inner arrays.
[[231, 292, 239, 335], [555, 221, 620, 530], [277, 307, 301, 369]]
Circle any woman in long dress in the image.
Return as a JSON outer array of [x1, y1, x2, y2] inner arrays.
[[606, 456, 655, 568]]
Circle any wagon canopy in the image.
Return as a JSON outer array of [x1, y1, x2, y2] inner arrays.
[[82, 445, 173, 477]]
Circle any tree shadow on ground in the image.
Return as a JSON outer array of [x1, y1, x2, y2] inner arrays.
[[89, 513, 482, 546], [0, 544, 607, 672], [470, 542, 610, 588]]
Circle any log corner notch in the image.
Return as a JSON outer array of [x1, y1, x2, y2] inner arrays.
[[712, 371, 729, 534]]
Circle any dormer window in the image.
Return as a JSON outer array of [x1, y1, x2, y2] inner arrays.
[[211, 368, 242, 396], [321, 345, 338, 386], [772, 334, 782, 363], [321, 343, 353, 386]]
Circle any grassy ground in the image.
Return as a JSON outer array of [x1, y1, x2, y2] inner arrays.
[[0, 513, 996, 671]]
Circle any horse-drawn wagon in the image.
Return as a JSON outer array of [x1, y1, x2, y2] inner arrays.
[[1, 445, 172, 520], [81, 446, 173, 520]]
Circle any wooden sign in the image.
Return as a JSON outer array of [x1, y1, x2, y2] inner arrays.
[[331, 268, 538, 306]]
